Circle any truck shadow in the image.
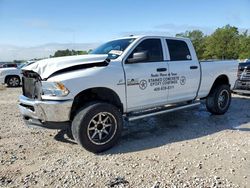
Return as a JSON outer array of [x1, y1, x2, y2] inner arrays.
[[106, 95, 250, 154], [54, 95, 250, 154], [54, 129, 77, 145]]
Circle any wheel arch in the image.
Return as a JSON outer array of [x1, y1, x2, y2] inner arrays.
[[70, 87, 123, 120], [207, 74, 230, 97]]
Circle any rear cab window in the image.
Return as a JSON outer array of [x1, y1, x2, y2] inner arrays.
[[166, 39, 192, 61]]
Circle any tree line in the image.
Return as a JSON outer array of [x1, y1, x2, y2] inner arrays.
[[176, 25, 250, 60], [51, 49, 92, 58], [51, 25, 250, 60]]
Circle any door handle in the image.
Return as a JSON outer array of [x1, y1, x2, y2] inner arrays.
[[190, 66, 198, 69], [157, 68, 167, 72]]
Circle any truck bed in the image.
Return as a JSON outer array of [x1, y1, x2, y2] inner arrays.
[[198, 60, 238, 98]]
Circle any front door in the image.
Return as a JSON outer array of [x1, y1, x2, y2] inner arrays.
[[124, 38, 169, 111]]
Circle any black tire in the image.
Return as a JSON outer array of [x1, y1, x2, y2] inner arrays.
[[6, 76, 20, 87], [206, 84, 231, 115], [71, 102, 123, 153]]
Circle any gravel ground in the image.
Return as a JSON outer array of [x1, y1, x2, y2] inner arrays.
[[0, 87, 249, 188]]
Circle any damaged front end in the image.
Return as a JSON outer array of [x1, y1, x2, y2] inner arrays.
[[18, 54, 110, 129], [19, 70, 72, 129], [22, 70, 42, 100]]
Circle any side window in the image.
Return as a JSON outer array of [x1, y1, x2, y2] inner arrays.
[[127, 39, 163, 63], [166, 39, 192, 61]]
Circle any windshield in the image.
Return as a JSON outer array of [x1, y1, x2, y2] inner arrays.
[[91, 38, 135, 59], [18, 63, 26, 69]]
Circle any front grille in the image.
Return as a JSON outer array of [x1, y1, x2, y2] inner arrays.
[[23, 77, 34, 98], [22, 76, 41, 99], [237, 66, 250, 81]]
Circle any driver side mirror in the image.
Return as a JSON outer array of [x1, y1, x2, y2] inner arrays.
[[127, 51, 147, 63]]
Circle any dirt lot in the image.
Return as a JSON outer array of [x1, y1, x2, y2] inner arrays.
[[0, 87, 249, 188]]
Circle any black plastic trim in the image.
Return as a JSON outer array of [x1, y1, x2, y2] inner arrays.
[[23, 117, 70, 130]]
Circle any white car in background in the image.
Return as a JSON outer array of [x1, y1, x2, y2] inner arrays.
[[0, 61, 35, 87]]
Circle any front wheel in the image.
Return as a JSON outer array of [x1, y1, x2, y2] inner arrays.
[[206, 84, 231, 115], [7, 76, 20, 87], [71, 102, 123, 153]]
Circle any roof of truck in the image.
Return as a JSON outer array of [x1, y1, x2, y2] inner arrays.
[[114, 35, 189, 40]]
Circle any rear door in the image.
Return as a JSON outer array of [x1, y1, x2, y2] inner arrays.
[[165, 39, 200, 103], [124, 38, 169, 111]]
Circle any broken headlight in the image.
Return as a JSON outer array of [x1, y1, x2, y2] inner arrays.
[[41, 81, 70, 97]]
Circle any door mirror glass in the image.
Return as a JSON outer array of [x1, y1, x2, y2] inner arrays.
[[127, 51, 147, 63]]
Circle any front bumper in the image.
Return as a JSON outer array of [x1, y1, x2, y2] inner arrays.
[[18, 95, 73, 129], [234, 89, 250, 94], [0, 75, 5, 84], [234, 80, 250, 94]]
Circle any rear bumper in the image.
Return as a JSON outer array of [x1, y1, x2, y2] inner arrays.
[[18, 95, 73, 129]]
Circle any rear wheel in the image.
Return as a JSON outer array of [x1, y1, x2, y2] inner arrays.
[[206, 84, 231, 115], [72, 102, 123, 153], [7, 76, 20, 87]]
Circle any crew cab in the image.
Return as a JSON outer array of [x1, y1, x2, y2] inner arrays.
[[18, 36, 238, 153], [0, 61, 35, 87]]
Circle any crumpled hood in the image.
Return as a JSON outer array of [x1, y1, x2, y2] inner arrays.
[[22, 54, 108, 79]]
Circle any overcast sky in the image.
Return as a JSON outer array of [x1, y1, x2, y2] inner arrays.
[[0, 0, 249, 61]]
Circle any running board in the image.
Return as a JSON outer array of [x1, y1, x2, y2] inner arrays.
[[126, 102, 200, 121]]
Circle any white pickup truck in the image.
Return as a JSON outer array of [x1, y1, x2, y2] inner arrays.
[[19, 36, 238, 152], [0, 66, 22, 87], [0, 61, 35, 87]]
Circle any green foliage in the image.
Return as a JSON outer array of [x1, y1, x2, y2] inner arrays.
[[238, 32, 250, 59], [52, 49, 89, 57], [204, 25, 239, 60], [176, 25, 250, 60], [13, 60, 26, 64]]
